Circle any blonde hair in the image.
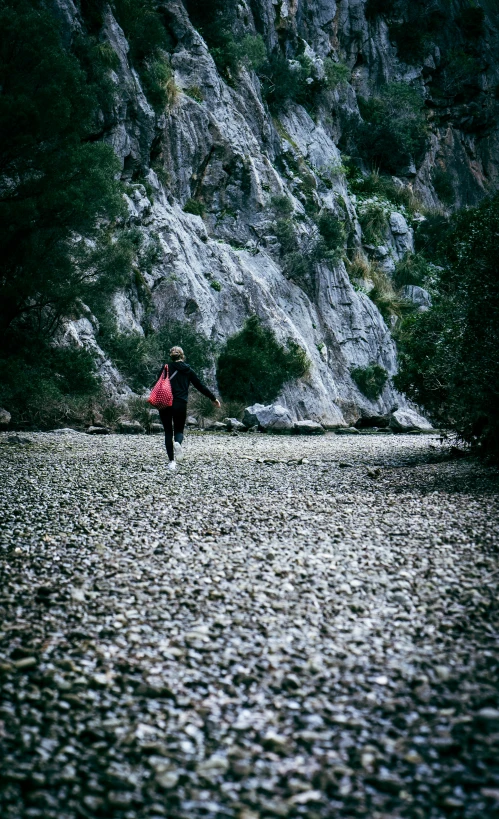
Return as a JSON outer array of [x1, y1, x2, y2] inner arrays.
[[170, 346, 185, 361]]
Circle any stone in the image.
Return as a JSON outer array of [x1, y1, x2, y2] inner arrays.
[[118, 420, 145, 434], [243, 404, 294, 432], [0, 408, 12, 427], [204, 420, 227, 431], [86, 426, 110, 434], [224, 418, 246, 431], [186, 416, 199, 427], [335, 427, 359, 435], [389, 409, 433, 432], [150, 423, 163, 433], [293, 420, 325, 435], [401, 285, 432, 312]]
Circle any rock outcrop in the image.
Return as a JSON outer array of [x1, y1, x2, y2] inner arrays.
[[55, 0, 498, 426]]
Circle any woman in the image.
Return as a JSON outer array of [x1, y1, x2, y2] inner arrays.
[[157, 346, 221, 471]]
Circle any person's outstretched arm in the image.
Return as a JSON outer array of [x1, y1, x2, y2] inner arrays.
[[189, 370, 221, 406]]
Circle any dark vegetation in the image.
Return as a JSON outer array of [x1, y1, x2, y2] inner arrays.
[[99, 321, 215, 394], [350, 364, 388, 401], [0, 0, 132, 426], [82, 0, 177, 111], [216, 316, 309, 404], [395, 195, 499, 460], [355, 84, 428, 175]]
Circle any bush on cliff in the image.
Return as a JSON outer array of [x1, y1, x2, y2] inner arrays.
[[216, 316, 310, 404], [395, 194, 499, 460], [356, 83, 428, 174]]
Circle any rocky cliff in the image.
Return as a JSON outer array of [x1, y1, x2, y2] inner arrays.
[[59, 0, 499, 427]]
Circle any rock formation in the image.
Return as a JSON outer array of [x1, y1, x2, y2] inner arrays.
[[58, 0, 499, 427]]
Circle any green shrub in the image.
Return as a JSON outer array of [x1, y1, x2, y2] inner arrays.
[[323, 59, 351, 88], [368, 268, 407, 323], [216, 315, 310, 404], [275, 219, 299, 254], [183, 198, 206, 217], [0, 340, 100, 427], [188, 392, 220, 420], [351, 171, 420, 213], [271, 195, 294, 217], [431, 167, 455, 206], [317, 212, 346, 253], [433, 50, 481, 102], [99, 320, 215, 391], [185, 85, 204, 102], [260, 52, 322, 111], [356, 83, 428, 174], [142, 54, 176, 111], [395, 194, 499, 460], [392, 252, 433, 289], [113, 0, 175, 107], [221, 399, 246, 420], [358, 202, 388, 244], [210, 280, 222, 292], [237, 34, 267, 71], [350, 364, 388, 400], [346, 251, 373, 282], [127, 395, 155, 432], [285, 252, 314, 286], [414, 210, 451, 261]]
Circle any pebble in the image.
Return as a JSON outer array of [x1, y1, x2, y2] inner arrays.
[[0, 430, 498, 819]]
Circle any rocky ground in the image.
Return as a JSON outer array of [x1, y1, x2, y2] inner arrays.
[[0, 430, 498, 819]]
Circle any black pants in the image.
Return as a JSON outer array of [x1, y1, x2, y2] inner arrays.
[[159, 400, 187, 461]]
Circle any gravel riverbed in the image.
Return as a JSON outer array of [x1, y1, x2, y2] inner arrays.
[[0, 430, 498, 819]]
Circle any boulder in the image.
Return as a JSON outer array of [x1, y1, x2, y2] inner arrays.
[[293, 420, 325, 435], [389, 408, 433, 432], [243, 404, 294, 432], [186, 416, 199, 427], [224, 418, 246, 432], [204, 420, 227, 431], [150, 423, 163, 433], [86, 426, 110, 435], [118, 420, 144, 434], [336, 427, 360, 435], [0, 408, 11, 428]]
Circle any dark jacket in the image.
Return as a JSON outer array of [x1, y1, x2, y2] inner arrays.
[[155, 361, 216, 403]]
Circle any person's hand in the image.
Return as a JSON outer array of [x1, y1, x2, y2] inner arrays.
[[213, 399, 221, 408]]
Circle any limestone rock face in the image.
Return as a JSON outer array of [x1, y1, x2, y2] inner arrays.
[[51, 0, 499, 419]]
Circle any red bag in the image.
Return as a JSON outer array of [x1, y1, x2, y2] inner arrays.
[[148, 365, 173, 409]]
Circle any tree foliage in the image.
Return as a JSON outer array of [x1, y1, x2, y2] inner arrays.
[[351, 364, 388, 400], [395, 195, 499, 459], [0, 0, 132, 422], [100, 321, 215, 393], [216, 316, 309, 404]]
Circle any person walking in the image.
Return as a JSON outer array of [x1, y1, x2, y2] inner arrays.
[[157, 346, 220, 471]]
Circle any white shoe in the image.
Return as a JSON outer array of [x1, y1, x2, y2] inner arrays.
[[167, 460, 177, 471], [174, 441, 184, 463]]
